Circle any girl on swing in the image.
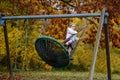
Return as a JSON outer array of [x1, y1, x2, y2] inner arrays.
[[65, 23, 79, 60]]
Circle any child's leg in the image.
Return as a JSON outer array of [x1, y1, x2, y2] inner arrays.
[[68, 47, 72, 56], [68, 47, 74, 60], [65, 40, 72, 46], [68, 41, 74, 60]]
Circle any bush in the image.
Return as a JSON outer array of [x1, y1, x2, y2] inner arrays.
[[71, 43, 120, 73]]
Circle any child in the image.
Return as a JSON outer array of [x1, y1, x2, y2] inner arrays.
[[65, 24, 79, 59]]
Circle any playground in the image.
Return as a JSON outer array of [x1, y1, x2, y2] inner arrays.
[[0, 0, 120, 80]]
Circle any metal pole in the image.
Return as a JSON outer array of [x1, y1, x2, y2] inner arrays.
[[1, 13, 108, 20], [104, 17, 111, 80], [3, 21, 13, 79]]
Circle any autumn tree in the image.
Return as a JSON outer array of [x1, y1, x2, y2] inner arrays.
[[59, 0, 120, 48], [0, 0, 120, 71]]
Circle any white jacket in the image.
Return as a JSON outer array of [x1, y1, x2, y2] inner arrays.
[[66, 27, 79, 41]]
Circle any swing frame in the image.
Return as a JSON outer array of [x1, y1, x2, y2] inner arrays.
[[0, 8, 111, 80]]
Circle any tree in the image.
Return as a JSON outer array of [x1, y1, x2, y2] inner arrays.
[[0, 0, 120, 71]]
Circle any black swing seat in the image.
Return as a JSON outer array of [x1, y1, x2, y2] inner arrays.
[[35, 36, 70, 67]]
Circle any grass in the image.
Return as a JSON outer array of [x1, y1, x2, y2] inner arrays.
[[0, 71, 120, 80]]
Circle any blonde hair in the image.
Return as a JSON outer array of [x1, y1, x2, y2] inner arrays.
[[70, 24, 76, 27]]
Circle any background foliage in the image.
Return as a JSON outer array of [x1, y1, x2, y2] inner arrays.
[[0, 0, 120, 74]]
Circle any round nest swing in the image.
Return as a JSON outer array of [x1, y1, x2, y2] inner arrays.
[[35, 36, 70, 67]]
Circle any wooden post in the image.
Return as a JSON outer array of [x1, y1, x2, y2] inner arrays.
[[88, 8, 105, 80]]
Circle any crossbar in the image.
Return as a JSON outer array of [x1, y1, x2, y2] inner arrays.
[[1, 13, 108, 20]]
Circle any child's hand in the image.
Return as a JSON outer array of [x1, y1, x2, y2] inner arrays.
[[75, 37, 79, 41]]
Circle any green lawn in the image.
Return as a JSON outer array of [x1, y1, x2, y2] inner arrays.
[[0, 71, 120, 80]]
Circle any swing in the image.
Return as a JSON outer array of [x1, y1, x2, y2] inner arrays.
[[35, 36, 69, 67], [35, 18, 92, 68]]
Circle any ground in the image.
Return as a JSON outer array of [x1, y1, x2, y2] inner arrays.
[[0, 71, 120, 80]]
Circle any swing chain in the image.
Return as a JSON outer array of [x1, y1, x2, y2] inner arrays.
[[71, 17, 90, 55]]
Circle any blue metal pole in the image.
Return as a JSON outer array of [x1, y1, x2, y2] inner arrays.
[[1, 13, 108, 20], [104, 16, 111, 80], [0, 14, 13, 79], [3, 21, 13, 79]]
